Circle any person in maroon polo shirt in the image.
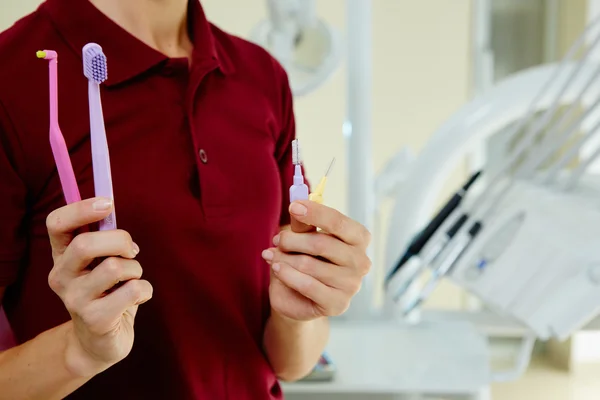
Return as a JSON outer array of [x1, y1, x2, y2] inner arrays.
[[0, 0, 371, 399]]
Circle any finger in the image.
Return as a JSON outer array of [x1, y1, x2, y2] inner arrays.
[[272, 262, 350, 316], [265, 249, 360, 292], [289, 213, 315, 234], [271, 261, 331, 305], [94, 279, 153, 322], [77, 258, 143, 300], [289, 201, 371, 248], [47, 197, 114, 258], [59, 230, 139, 276], [273, 230, 355, 266]]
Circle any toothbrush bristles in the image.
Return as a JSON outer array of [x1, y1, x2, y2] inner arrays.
[[292, 139, 301, 165], [82, 43, 108, 84], [325, 157, 336, 177]]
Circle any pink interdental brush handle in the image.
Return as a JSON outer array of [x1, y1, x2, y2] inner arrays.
[[37, 50, 81, 204]]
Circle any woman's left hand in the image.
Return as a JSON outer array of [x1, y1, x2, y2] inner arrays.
[[262, 201, 372, 321]]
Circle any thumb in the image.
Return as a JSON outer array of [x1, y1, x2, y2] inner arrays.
[[289, 202, 316, 233]]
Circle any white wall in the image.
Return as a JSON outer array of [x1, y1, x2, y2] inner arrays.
[[0, 0, 41, 29], [1, 0, 473, 309]]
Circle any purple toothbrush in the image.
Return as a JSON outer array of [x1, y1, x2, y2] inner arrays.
[[83, 43, 116, 230]]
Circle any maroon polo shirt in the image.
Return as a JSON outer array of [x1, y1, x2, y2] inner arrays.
[[0, 0, 298, 398]]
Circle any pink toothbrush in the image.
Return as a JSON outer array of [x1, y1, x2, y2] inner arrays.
[[37, 50, 81, 205], [290, 139, 309, 202], [83, 43, 116, 230]]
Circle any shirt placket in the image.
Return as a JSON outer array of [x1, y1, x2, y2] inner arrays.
[[184, 60, 219, 214]]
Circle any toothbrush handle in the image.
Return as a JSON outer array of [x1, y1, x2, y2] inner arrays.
[[50, 128, 81, 205], [290, 184, 309, 203], [94, 151, 116, 230], [89, 81, 116, 230], [47, 59, 81, 205], [290, 164, 309, 202]]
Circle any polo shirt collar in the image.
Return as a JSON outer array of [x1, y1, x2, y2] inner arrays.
[[42, 0, 233, 87]]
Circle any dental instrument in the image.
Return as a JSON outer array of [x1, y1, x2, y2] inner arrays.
[[404, 176, 526, 314], [389, 213, 469, 302], [83, 43, 116, 230], [37, 50, 81, 205], [404, 133, 563, 313], [385, 170, 481, 286], [309, 157, 336, 204], [289, 138, 309, 202], [403, 222, 482, 315]]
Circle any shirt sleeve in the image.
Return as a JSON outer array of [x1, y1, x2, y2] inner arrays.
[[273, 62, 309, 227], [0, 102, 27, 287]]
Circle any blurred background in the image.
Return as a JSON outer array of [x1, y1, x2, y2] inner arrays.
[[3, 1, 600, 399]]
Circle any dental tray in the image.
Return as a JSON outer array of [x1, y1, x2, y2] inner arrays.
[[447, 177, 600, 341]]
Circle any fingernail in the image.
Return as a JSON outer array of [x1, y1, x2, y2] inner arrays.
[[272, 263, 281, 272], [290, 202, 307, 216], [93, 199, 113, 211], [262, 250, 274, 261], [132, 242, 140, 256], [273, 234, 280, 246]]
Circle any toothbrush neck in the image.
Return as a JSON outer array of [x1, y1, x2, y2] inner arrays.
[[49, 59, 59, 127], [293, 164, 304, 185]]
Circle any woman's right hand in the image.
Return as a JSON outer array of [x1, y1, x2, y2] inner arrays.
[[45, 197, 153, 377]]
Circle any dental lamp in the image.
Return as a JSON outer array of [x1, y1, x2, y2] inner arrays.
[[250, 0, 342, 96]]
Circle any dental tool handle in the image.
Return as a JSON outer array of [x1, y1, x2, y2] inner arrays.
[[309, 177, 327, 204], [290, 165, 309, 202], [47, 55, 58, 126], [89, 81, 116, 230], [440, 222, 482, 278], [40, 50, 81, 205], [391, 214, 468, 301], [385, 194, 461, 283], [385, 171, 481, 284], [403, 238, 466, 315], [389, 257, 423, 302], [425, 213, 469, 266], [404, 222, 482, 315], [50, 131, 81, 205]]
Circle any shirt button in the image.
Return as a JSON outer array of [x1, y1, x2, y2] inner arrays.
[[199, 149, 208, 164]]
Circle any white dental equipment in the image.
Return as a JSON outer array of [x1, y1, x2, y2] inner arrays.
[[386, 17, 600, 306], [386, 13, 600, 341]]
